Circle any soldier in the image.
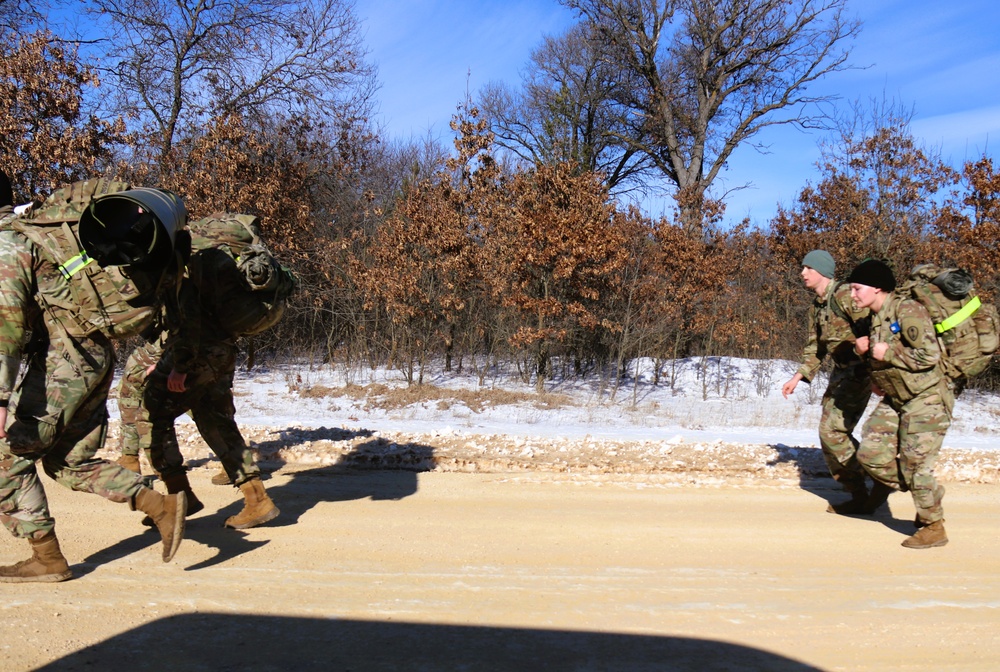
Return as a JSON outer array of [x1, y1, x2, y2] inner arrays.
[[0, 173, 187, 582], [782, 250, 873, 513], [116, 219, 281, 530], [848, 259, 952, 549]]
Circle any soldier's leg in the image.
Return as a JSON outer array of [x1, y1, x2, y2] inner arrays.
[[856, 398, 903, 490], [898, 385, 953, 525], [116, 345, 159, 473], [39, 344, 146, 503], [191, 345, 259, 485], [0, 451, 54, 540], [193, 382, 260, 485], [191, 348, 277, 529], [819, 368, 871, 494], [136, 373, 205, 517]]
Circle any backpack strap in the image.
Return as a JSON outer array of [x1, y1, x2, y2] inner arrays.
[[936, 295, 981, 334]]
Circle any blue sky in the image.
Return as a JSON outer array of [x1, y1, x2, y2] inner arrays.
[[356, 0, 1000, 226]]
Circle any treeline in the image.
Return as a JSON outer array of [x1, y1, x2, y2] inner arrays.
[[2, 22, 998, 390]]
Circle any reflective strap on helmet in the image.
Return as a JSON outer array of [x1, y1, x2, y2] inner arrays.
[[936, 295, 981, 333], [58, 251, 94, 279]]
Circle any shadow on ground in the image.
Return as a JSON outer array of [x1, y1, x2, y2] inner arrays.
[[35, 614, 825, 672], [767, 443, 915, 535]]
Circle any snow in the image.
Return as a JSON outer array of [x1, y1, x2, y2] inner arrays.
[[109, 356, 1000, 453]]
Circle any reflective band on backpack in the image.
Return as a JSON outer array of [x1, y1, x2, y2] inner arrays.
[[936, 296, 981, 333], [58, 252, 94, 280]]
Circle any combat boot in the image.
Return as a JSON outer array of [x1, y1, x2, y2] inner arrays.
[[902, 520, 948, 549], [131, 488, 186, 562], [225, 477, 279, 529], [161, 472, 205, 516], [117, 454, 142, 474], [826, 484, 870, 515], [211, 469, 232, 486], [0, 530, 73, 583], [858, 480, 895, 514]]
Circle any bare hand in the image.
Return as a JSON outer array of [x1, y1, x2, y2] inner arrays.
[[167, 369, 188, 393], [781, 375, 801, 399], [871, 342, 889, 361], [854, 336, 870, 355]]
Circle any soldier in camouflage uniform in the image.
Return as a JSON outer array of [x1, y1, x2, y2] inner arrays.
[[782, 250, 873, 513], [0, 171, 186, 582], [116, 247, 279, 530], [848, 259, 952, 549]]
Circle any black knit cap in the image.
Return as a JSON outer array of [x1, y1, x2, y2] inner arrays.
[[0, 169, 12, 208], [847, 259, 896, 292]]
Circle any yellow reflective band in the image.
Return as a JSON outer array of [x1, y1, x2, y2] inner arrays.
[[58, 252, 93, 280], [936, 296, 981, 333]]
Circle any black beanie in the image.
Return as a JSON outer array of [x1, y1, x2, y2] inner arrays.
[[0, 170, 12, 208], [847, 259, 896, 292]]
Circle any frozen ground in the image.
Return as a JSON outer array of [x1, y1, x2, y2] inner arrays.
[[104, 356, 1000, 485]]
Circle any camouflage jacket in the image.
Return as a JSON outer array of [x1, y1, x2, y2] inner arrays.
[[160, 274, 234, 376], [0, 226, 43, 403], [868, 292, 943, 402], [797, 280, 869, 382]]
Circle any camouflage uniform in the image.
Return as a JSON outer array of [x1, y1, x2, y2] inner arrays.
[[0, 224, 145, 540], [118, 280, 260, 487], [796, 281, 872, 494], [858, 293, 953, 524]]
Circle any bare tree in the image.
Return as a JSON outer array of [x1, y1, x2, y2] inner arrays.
[[562, 0, 860, 233], [80, 0, 377, 161], [0, 30, 128, 199], [479, 22, 654, 196]]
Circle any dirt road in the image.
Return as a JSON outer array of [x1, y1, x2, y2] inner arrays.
[[2, 465, 998, 672]]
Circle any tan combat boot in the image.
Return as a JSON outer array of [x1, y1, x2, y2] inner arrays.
[[161, 472, 205, 516], [0, 530, 73, 583], [902, 520, 948, 549], [225, 478, 279, 529], [132, 488, 186, 562], [211, 469, 232, 486], [117, 454, 142, 474]]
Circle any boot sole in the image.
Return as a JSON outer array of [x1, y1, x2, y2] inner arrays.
[[902, 538, 948, 549], [0, 569, 73, 583], [224, 505, 280, 530], [162, 492, 187, 563]]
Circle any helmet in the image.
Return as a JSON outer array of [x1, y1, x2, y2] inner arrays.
[[78, 188, 186, 267]]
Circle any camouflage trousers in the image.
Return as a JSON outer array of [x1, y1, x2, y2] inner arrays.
[[118, 338, 259, 487], [857, 379, 954, 524], [0, 330, 144, 539], [818, 364, 872, 494]]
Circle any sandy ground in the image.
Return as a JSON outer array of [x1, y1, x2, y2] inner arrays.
[[1, 427, 999, 672]]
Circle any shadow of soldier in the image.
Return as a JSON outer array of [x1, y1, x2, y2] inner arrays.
[[72, 517, 269, 578], [766, 443, 914, 535], [208, 427, 436, 528]]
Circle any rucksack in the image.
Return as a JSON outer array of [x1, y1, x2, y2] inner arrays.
[[2, 178, 185, 339], [186, 213, 297, 337], [900, 264, 1000, 383]]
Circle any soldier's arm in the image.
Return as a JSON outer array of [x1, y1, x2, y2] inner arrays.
[[796, 304, 824, 382], [883, 300, 942, 371], [0, 232, 34, 405]]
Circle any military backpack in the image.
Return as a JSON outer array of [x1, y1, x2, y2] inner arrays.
[[898, 264, 1000, 384], [1, 178, 185, 339], [186, 213, 297, 337]]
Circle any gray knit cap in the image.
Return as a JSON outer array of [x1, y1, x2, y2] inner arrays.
[[802, 249, 835, 279]]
